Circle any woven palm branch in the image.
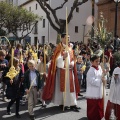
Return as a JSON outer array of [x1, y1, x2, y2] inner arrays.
[[92, 12, 113, 48]]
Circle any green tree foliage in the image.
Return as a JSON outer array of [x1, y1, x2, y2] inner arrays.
[[0, 29, 6, 36], [0, 2, 42, 41], [93, 12, 113, 48]]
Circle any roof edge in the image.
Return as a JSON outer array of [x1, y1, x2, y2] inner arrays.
[[97, 0, 112, 6], [19, 0, 34, 7]]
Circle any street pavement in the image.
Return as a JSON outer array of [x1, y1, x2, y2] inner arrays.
[[0, 88, 109, 120]]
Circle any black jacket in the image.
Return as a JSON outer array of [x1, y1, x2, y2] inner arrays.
[[3, 68, 24, 99], [24, 69, 41, 91]]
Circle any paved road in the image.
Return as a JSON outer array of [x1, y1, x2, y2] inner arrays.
[[0, 89, 109, 120]]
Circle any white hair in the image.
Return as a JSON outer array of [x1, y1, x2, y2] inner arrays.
[[28, 60, 35, 66], [77, 55, 83, 59]]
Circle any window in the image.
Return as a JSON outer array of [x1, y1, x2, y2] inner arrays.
[[75, 26, 78, 33], [76, 7, 79, 13], [34, 22, 38, 34], [34, 37, 38, 45], [29, 7, 31, 11], [43, 19, 45, 28], [36, 4, 37, 10], [8, 0, 13, 5], [7, 0, 13, 4], [42, 36, 45, 44], [11, 0, 13, 4]]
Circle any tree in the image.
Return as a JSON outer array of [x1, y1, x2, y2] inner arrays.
[[0, 29, 6, 36], [0, 2, 9, 29], [0, 2, 42, 41], [36, 0, 88, 34]]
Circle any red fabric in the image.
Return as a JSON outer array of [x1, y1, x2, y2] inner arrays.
[[73, 61, 80, 96], [105, 100, 120, 120], [42, 43, 80, 100], [87, 99, 104, 120], [92, 65, 99, 70], [60, 69, 74, 92], [42, 43, 62, 100], [105, 51, 113, 69], [59, 47, 79, 93], [20, 63, 24, 73]]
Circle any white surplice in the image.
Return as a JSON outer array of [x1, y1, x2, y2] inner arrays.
[[86, 65, 103, 99], [109, 67, 120, 105]]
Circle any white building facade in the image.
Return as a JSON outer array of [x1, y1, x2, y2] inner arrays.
[[0, 0, 99, 45]]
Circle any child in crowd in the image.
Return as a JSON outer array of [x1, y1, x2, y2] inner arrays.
[[86, 55, 106, 120], [76, 55, 85, 96], [100, 55, 110, 84], [37, 54, 47, 107], [24, 60, 41, 120], [3, 58, 24, 118]]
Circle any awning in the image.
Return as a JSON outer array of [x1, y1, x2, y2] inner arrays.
[[1, 37, 17, 41]]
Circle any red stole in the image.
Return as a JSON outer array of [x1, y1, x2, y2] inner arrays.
[[60, 47, 74, 92]]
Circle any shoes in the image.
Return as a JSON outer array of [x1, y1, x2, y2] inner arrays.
[[3, 97, 9, 102], [64, 106, 70, 110], [42, 104, 47, 108], [15, 114, 21, 118], [70, 105, 81, 112], [20, 102, 25, 106], [30, 115, 35, 120], [59, 105, 69, 110], [38, 100, 42, 104], [6, 112, 11, 115], [78, 93, 83, 96], [59, 105, 63, 109], [70, 105, 81, 109]]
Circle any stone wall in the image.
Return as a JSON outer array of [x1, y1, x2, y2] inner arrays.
[[97, 1, 120, 37]]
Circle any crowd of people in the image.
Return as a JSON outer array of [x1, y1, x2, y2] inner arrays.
[[0, 33, 120, 120]]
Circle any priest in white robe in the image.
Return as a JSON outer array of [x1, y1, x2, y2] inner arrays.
[[42, 33, 80, 111]]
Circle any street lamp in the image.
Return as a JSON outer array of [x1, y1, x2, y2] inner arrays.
[[114, 0, 120, 50]]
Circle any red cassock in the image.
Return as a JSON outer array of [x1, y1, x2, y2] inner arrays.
[[105, 100, 120, 120], [87, 99, 104, 120]]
